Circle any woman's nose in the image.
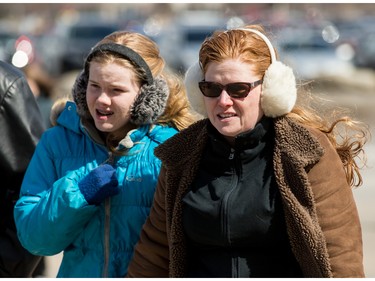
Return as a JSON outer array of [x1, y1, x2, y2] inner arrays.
[[217, 90, 233, 106]]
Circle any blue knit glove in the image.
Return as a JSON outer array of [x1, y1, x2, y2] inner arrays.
[[78, 164, 120, 205]]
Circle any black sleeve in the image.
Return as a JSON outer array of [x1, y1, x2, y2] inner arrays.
[[0, 61, 45, 228]]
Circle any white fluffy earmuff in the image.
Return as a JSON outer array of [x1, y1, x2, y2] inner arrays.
[[184, 60, 205, 118], [184, 28, 297, 118]]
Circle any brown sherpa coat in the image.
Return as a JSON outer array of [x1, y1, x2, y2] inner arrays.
[[127, 117, 364, 278]]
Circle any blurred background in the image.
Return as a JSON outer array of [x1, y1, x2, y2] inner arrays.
[[1, 2, 374, 277]]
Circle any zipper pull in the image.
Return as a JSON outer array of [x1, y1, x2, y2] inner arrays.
[[107, 152, 114, 165], [228, 148, 235, 160]]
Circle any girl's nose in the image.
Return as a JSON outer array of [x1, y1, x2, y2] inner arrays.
[[97, 91, 111, 104]]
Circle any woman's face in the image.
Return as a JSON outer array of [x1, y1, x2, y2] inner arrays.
[[204, 59, 264, 142], [86, 61, 140, 134]]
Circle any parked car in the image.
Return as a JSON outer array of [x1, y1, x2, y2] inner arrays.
[[0, 29, 18, 62], [53, 20, 119, 74], [277, 27, 355, 80], [156, 10, 228, 74], [353, 31, 375, 69]]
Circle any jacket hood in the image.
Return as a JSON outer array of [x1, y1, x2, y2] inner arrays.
[[50, 97, 72, 127]]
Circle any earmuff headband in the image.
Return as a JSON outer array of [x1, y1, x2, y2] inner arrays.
[[85, 43, 154, 85], [236, 28, 276, 62]]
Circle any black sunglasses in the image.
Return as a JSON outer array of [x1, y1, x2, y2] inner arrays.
[[198, 80, 263, 98]]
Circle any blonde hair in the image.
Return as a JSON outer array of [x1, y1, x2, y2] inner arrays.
[[199, 24, 369, 188], [288, 96, 369, 187]]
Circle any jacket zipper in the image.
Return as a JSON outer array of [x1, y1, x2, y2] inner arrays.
[[223, 148, 242, 277], [102, 152, 114, 277], [222, 148, 238, 246], [228, 148, 235, 160], [102, 197, 111, 277]]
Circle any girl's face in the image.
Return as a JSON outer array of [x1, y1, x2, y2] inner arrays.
[[86, 61, 140, 135], [204, 59, 264, 143]]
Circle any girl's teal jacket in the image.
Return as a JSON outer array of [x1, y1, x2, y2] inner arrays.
[[13, 101, 178, 277]]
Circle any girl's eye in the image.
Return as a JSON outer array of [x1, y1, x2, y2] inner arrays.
[[112, 87, 127, 94], [89, 83, 100, 89]]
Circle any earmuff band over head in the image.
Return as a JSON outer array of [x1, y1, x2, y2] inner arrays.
[[236, 28, 276, 62], [85, 43, 154, 85]]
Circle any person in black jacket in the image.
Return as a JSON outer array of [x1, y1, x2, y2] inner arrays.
[[0, 60, 45, 277]]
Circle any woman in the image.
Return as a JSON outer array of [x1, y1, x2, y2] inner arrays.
[[13, 31, 196, 277], [127, 25, 368, 277]]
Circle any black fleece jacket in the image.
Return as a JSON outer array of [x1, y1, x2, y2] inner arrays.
[[182, 118, 302, 277]]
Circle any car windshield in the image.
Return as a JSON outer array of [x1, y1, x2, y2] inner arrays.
[[282, 41, 330, 51], [183, 30, 214, 43], [69, 26, 116, 39]]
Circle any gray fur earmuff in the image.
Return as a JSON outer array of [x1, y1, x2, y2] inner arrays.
[[130, 77, 169, 125], [72, 70, 90, 119], [72, 43, 169, 125], [184, 28, 297, 118]]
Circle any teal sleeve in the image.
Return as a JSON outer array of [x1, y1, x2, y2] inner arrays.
[[13, 133, 97, 256]]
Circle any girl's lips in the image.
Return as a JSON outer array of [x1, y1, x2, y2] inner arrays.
[[96, 109, 114, 120]]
